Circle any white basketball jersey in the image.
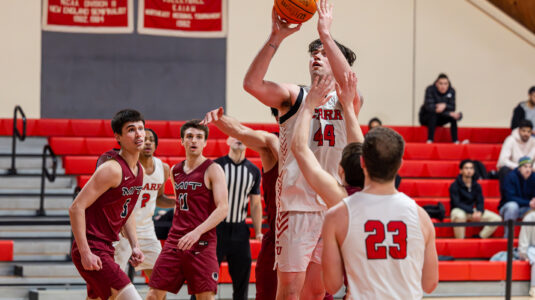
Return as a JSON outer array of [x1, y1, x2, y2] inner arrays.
[[135, 157, 165, 239], [341, 192, 425, 300], [277, 87, 348, 212]]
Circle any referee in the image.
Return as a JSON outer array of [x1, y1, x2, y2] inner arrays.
[[215, 136, 262, 300]]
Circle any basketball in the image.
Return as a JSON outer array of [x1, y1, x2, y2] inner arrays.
[[274, 0, 317, 24]]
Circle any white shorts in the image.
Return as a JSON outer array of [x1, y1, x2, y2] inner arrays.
[[275, 210, 325, 272], [114, 234, 162, 272]]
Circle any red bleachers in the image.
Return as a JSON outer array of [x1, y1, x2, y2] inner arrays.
[[400, 160, 496, 177], [399, 179, 500, 197], [0, 240, 14, 261], [439, 261, 529, 281], [415, 198, 500, 216]]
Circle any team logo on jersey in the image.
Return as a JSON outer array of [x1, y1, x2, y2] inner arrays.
[[174, 181, 202, 191], [212, 272, 219, 281], [142, 183, 162, 191], [276, 246, 282, 255], [313, 108, 343, 120], [122, 186, 143, 196]]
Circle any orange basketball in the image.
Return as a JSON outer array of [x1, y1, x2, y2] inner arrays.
[[274, 0, 317, 24]]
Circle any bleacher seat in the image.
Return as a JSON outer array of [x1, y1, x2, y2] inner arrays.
[[0, 240, 14, 261], [399, 179, 500, 198], [414, 197, 500, 216]]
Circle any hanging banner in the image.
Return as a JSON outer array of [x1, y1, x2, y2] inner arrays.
[[138, 0, 227, 38], [42, 0, 134, 33]]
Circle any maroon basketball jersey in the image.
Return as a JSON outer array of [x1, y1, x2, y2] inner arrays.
[[262, 164, 278, 233], [345, 185, 361, 196], [166, 159, 216, 248], [83, 150, 143, 251]]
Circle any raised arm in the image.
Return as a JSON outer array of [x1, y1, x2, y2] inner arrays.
[[69, 160, 122, 271], [417, 206, 439, 294], [156, 162, 175, 208], [243, 9, 301, 111], [317, 0, 359, 113], [201, 107, 279, 172], [322, 202, 348, 294], [291, 76, 347, 208], [177, 163, 228, 250], [336, 71, 363, 143]]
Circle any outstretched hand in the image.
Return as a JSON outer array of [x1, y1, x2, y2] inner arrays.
[[200, 107, 224, 125], [317, 0, 333, 36], [306, 75, 334, 108], [335, 71, 360, 114], [271, 8, 301, 42]]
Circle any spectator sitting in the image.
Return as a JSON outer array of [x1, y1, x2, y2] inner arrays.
[[418, 73, 462, 144], [497, 120, 535, 199], [499, 156, 535, 237], [511, 86, 535, 132], [368, 117, 382, 130], [518, 211, 535, 297], [450, 160, 501, 239]]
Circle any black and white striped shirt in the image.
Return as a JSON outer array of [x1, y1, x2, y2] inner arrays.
[[215, 156, 261, 223]]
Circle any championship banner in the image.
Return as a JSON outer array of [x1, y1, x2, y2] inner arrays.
[[42, 0, 134, 33], [138, 0, 227, 38]]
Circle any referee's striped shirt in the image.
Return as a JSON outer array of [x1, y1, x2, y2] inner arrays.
[[215, 156, 261, 223]]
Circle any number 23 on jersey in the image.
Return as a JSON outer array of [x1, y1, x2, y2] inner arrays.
[[364, 220, 407, 260]]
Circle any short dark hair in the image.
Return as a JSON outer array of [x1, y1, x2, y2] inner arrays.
[[308, 39, 356, 66], [459, 159, 473, 170], [180, 119, 209, 140], [145, 128, 158, 149], [368, 117, 382, 128], [111, 109, 145, 135], [529, 86, 535, 95], [363, 127, 405, 182], [340, 142, 364, 188], [519, 119, 534, 130]]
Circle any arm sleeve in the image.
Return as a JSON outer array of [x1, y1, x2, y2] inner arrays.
[[449, 182, 473, 213], [504, 175, 531, 206], [445, 89, 456, 112], [423, 86, 436, 112], [476, 185, 485, 212], [248, 164, 261, 195]]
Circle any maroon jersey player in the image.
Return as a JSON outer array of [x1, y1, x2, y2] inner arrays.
[[146, 120, 228, 300], [69, 109, 146, 300], [201, 107, 279, 300]]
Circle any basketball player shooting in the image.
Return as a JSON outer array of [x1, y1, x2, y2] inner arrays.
[[243, 0, 359, 298]]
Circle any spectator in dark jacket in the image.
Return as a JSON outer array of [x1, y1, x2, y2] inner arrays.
[[419, 73, 462, 143], [450, 160, 501, 239], [499, 156, 535, 237], [511, 86, 535, 131]]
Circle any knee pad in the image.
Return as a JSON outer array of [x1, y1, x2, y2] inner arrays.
[[116, 283, 142, 300]]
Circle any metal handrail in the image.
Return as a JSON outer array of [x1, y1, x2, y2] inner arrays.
[[37, 145, 58, 216], [7, 106, 27, 175]]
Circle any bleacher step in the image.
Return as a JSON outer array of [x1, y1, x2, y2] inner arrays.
[[13, 240, 70, 256], [15, 263, 79, 277], [0, 287, 27, 300], [0, 157, 63, 171], [0, 137, 49, 155], [0, 196, 72, 209], [0, 225, 70, 238], [0, 177, 73, 190]]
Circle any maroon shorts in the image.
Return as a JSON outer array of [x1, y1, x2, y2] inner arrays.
[[71, 242, 131, 300], [255, 231, 277, 300], [149, 240, 219, 295]]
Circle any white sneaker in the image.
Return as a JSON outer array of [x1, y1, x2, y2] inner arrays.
[[462, 139, 470, 144], [426, 140, 433, 144], [529, 286, 535, 297]]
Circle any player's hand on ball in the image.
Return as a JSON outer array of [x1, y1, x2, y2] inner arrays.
[[201, 107, 224, 125], [177, 229, 201, 250], [317, 0, 334, 36], [129, 247, 145, 267], [271, 8, 301, 41], [81, 251, 102, 271], [306, 75, 334, 108]]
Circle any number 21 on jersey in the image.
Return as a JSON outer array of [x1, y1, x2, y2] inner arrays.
[[364, 220, 407, 259]]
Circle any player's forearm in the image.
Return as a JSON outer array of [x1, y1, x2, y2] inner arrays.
[[243, 37, 279, 95], [156, 195, 175, 209], [291, 105, 314, 154], [194, 204, 228, 236], [69, 206, 90, 254], [251, 200, 263, 236], [319, 31, 352, 85], [343, 103, 364, 143], [123, 216, 140, 249]]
